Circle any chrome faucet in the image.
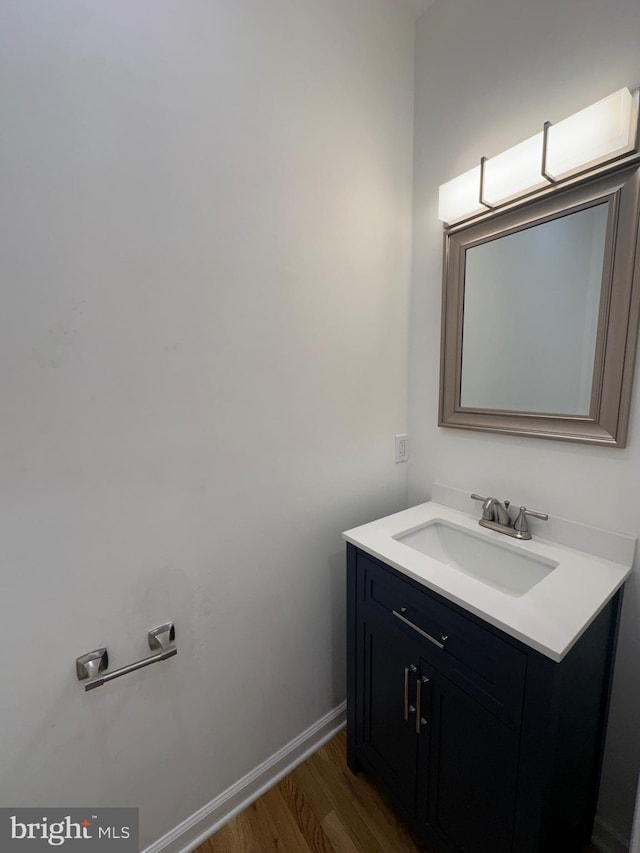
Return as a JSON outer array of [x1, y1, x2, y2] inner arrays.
[[477, 496, 511, 526], [470, 493, 548, 540]]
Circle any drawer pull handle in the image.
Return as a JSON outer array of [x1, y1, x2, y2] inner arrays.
[[404, 664, 417, 720], [416, 676, 430, 734], [393, 610, 447, 650]]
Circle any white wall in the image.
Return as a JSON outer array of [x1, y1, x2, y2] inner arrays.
[[410, 0, 640, 842], [0, 1, 413, 847]]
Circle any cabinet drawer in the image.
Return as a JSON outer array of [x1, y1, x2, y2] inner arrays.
[[359, 552, 526, 728]]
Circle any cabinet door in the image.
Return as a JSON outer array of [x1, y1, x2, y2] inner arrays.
[[358, 609, 422, 818], [417, 661, 519, 853]]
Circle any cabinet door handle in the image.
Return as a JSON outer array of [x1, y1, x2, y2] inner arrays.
[[393, 610, 447, 650], [404, 664, 417, 720], [417, 676, 430, 734]]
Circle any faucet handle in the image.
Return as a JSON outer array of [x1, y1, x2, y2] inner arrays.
[[471, 494, 492, 520], [471, 493, 511, 523], [470, 493, 510, 507], [514, 506, 549, 534], [471, 494, 511, 509]]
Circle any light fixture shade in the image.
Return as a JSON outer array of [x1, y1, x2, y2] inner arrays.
[[438, 166, 485, 225], [437, 87, 640, 224], [482, 132, 550, 207], [545, 88, 639, 181]]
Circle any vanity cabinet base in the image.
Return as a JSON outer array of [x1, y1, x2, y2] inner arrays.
[[346, 544, 622, 853]]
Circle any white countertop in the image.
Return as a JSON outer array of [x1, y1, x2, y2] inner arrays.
[[343, 501, 633, 661]]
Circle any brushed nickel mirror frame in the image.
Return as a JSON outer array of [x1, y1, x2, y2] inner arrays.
[[439, 162, 640, 447]]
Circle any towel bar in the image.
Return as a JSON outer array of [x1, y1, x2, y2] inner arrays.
[[76, 623, 176, 691]]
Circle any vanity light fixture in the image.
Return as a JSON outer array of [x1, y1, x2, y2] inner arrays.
[[438, 87, 640, 225]]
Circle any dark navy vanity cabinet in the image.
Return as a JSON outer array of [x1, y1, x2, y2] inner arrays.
[[346, 544, 623, 853]]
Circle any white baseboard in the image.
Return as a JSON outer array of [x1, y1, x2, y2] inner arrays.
[[593, 816, 630, 853], [143, 702, 347, 853]]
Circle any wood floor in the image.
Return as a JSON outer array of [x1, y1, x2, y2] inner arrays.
[[195, 730, 426, 853], [194, 729, 601, 853]]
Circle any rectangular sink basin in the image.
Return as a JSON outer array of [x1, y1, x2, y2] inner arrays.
[[393, 519, 558, 597]]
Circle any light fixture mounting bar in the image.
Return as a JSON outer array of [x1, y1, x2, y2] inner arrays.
[[478, 156, 495, 210], [541, 120, 556, 184]]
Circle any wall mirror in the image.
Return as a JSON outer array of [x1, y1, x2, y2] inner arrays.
[[439, 163, 640, 446]]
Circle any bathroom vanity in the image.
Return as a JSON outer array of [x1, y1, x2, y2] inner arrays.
[[344, 498, 633, 853]]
